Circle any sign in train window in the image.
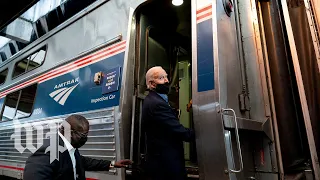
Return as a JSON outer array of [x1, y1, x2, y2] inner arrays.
[[12, 46, 47, 78], [1, 84, 38, 121]]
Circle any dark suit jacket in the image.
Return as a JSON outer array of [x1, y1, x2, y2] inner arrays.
[[23, 135, 111, 180], [141, 90, 195, 180]]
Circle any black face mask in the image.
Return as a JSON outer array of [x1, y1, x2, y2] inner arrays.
[[155, 82, 170, 94], [72, 136, 87, 148]]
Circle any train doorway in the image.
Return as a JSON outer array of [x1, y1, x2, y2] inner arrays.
[[130, 0, 199, 179]]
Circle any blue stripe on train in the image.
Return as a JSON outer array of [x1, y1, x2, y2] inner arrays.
[[197, 19, 215, 92], [0, 98, 4, 111]]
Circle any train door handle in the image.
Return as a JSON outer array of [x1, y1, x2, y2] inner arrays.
[[222, 108, 244, 173]]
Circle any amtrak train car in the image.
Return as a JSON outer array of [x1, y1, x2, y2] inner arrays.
[[0, 0, 140, 179], [0, 0, 319, 180]]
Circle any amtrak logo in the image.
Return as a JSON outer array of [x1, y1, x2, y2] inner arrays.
[[49, 78, 79, 105]]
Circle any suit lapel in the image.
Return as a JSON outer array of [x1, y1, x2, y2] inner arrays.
[[75, 149, 84, 180], [150, 91, 168, 104], [58, 136, 73, 167], [149, 91, 179, 118], [57, 135, 79, 180]]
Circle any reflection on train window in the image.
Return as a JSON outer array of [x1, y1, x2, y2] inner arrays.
[[1, 84, 38, 121], [12, 46, 46, 78], [0, 69, 8, 85], [2, 91, 20, 121]]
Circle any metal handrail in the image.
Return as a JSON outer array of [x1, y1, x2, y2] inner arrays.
[[222, 108, 243, 173]]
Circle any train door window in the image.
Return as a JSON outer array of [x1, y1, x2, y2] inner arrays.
[[12, 46, 47, 78], [1, 84, 38, 121], [147, 28, 170, 71], [0, 68, 8, 85]]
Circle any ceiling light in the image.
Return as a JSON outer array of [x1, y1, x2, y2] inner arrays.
[[172, 0, 183, 6]]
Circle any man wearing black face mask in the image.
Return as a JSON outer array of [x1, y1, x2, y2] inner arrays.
[[141, 66, 195, 180], [23, 114, 132, 180]]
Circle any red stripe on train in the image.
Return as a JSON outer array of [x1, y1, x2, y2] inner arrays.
[[196, 5, 212, 14], [0, 165, 98, 180], [39, 46, 126, 83], [0, 165, 24, 171], [197, 11, 212, 21], [0, 41, 126, 97], [0, 41, 125, 95], [34, 41, 126, 83]]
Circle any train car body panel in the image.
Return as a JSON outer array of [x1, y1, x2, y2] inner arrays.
[[0, 0, 319, 179], [0, 0, 144, 179], [0, 41, 127, 180]]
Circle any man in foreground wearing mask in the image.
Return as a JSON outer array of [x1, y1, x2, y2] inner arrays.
[[142, 66, 195, 180], [23, 114, 132, 180]]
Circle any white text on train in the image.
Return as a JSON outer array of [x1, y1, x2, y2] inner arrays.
[[54, 77, 79, 89], [91, 94, 116, 103]]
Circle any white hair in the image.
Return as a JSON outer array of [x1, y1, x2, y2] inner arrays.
[[146, 66, 163, 89]]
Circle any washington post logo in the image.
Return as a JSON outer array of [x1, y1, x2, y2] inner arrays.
[[49, 77, 79, 105], [10, 118, 72, 163]]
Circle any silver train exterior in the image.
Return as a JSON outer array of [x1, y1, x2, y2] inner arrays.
[[0, 0, 319, 180]]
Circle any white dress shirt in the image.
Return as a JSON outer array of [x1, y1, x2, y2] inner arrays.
[[58, 132, 76, 180]]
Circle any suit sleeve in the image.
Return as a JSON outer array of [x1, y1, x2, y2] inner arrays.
[[23, 151, 56, 180], [153, 102, 195, 142], [81, 155, 111, 171]]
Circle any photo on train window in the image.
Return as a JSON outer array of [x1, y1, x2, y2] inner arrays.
[[12, 46, 46, 78], [1, 84, 38, 121], [0, 68, 8, 85]]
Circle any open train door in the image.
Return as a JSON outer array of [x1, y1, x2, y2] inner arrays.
[[190, 0, 232, 179], [190, 0, 255, 179], [128, 0, 280, 179], [128, 0, 249, 179], [191, 0, 285, 179], [127, 0, 299, 179], [194, 0, 320, 179]]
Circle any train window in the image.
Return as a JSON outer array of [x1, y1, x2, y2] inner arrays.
[[27, 49, 46, 71], [13, 59, 28, 78], [1, 84, 38, 121], [15, 84, 38, 118], [12, 46, 47, 78], [0, 69, 8, 85], [2, 91, 20, 121]]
